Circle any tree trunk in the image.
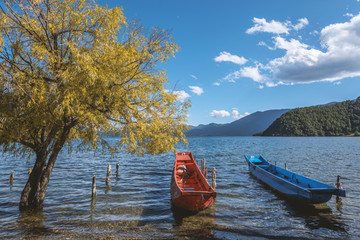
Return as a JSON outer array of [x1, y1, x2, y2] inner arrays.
[[19, 127, 71, 210], [19, 152, 47, 210]]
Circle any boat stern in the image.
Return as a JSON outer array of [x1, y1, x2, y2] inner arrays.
[[337, 188, 346, 197]]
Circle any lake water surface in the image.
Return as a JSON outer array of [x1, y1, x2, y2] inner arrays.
[[1, 137, 359, 239]]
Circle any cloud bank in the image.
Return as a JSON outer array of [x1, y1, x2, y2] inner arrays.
[[271, 14, 360, 84], [218, 14, 360, 87]]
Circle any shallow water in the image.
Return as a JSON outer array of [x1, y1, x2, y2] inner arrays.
[[0, 137, 359, 239]]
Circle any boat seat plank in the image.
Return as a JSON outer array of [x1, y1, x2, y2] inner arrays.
[[176, 156, 192, 160]]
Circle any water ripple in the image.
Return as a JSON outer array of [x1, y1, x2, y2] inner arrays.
[[0, 136, 359, 239]]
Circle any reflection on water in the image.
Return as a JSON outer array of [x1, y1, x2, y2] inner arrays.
[[336, 196, 343, 213], [284, 200, 348, 232], [18, 210, 52, 238], [171, 203, 217, 239], [247, 173, 349, 233], [0, 137, 359, 239]]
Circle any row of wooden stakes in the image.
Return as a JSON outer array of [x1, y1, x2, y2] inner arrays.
[[8, 160, 216, 201], [7, 163, 117, 201], [200, 158, 216, 191], [92, 163, 120, 199]]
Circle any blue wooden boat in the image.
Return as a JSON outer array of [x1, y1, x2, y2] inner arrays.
[[244, 155, 346, 204]]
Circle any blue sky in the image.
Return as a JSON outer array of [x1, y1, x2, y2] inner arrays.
[[100, 0, 360, 126]]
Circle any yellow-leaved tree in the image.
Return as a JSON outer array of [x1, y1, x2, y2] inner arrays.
[[0, 0, 189, 210]]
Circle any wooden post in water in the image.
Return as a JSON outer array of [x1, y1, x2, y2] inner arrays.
[[200, 159, 203, 174], [92, 176, 96, 199], [336, 175, 342, 202], [202, 158, 206, 175], [285, 163, 287, 170], [116, 163, 119, 177], [106, 165, 111, 186], [9, 170, 14, 183], [336, 175, 342, 189], [211, 168, 216, 190], [205, 167, 208, 179]]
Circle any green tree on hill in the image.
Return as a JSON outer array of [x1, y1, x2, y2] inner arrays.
[[262, 97, 360, 136]]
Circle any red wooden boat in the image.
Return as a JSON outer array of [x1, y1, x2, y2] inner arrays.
[[170, 152, 216, 212]]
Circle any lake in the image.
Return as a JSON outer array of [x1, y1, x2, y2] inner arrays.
[[0, 137, 359, 239]]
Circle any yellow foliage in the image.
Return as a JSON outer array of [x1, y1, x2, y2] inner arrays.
[[0, 0, 189, 155]]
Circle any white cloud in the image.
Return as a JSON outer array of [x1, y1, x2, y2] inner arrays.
[[189, 86, 204, 95], [210, 110, 230, 118], [258, 41, 274, 50], [172, 90, 190, 102], [246, 17, 290, 34], [190, 74, 198, 80], [246, 17, 309, 35], [214, 51, 248, 65], [259, 37, 309, 52], [273, 36, 308, 51], [293, 18, 309, 31], [310, 30, 319, 36], [223, 70, 241, 83], [240, 66, 265, 83], [258, 41, 267, 47], [232, 109, 250, 119], [221, 65, 276, 86], [271, 13, 360, 83]]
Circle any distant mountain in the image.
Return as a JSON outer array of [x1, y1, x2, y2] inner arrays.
[[186, 109, 290, 136], [262, 97, 360, 136]]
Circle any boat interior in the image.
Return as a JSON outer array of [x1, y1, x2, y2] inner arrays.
[[175, 153, 210, 192], [248, 155, 331, 190]]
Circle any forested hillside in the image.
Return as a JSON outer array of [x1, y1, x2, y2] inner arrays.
[[262, 97, 360, 136]]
